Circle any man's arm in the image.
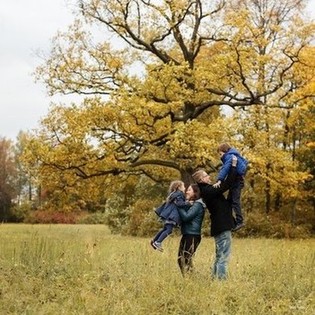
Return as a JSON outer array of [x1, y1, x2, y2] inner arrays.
[[202, 156, 237, 196]]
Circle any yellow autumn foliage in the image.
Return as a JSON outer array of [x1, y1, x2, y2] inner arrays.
[[20, 0, 314, 229]]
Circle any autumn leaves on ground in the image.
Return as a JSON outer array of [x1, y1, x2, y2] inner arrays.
[[0, 224, 313, 315]]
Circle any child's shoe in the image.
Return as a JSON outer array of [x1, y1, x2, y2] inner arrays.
[[152, 241, 163, 252], [150, 240, 156, 250]]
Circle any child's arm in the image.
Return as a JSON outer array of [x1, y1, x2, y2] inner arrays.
[[173, 193, 188, 207], [217, 155, 233, 181], [212, 180, 222, 188]]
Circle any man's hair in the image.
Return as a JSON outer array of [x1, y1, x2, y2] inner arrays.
[[192, 169, 206, 183], [217, 143, 231, 153]]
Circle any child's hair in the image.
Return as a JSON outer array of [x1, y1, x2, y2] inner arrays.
[[168, 180, 184, 196], [166, 180, 185, 201], [217, 143, 231, 153]]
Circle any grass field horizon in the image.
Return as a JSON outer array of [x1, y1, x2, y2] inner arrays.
[[0, 224, 314, 314]]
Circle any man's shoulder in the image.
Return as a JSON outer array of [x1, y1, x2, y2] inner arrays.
[[197, 182, 211, 188], [198, 182, 217, 194]]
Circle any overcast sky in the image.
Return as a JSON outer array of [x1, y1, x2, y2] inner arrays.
[[0, 0, 314, 140]]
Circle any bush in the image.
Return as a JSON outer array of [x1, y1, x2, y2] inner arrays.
[[234, 211, 313, 239], [104, 196, 130, 234], [104, 197, 162, 236], [120, 199, 162, 236], [77, 211, 107, 224], [104, 179, 167, 236], [24, 210, 84, 224], [9, 202, 33, 222]]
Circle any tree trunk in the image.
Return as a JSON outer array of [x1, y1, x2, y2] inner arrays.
[[291, 198, 297, 225], [265, 179, 271, 214], [248, 178, 255, 213], [28, 181, 32, 201], [274, 192, 282, 211], [180, 167, 195, 187]]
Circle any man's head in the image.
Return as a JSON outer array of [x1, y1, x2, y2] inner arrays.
[[192, 169, 211, 184]]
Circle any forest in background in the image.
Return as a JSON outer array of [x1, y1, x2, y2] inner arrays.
[[0, 0, 314, 237]]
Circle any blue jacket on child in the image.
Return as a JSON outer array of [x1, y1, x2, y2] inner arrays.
[[155, 190, 186, 225], [217, 148, 248, 182]]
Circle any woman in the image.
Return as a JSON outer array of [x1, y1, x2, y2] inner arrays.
[[177, 184, 205, 275]]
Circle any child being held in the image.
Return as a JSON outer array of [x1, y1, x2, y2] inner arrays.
[[213, 143, 248, 231], [151, 180, 188, 252]]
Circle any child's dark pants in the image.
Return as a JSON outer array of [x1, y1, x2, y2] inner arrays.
[[227, 177, 244, 225], [153, 223, 174, 243]]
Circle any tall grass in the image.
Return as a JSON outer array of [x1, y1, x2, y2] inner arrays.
[[0, 224, 314, 314]]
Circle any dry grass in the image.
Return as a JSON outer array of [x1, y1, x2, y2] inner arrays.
[[0, 224, 314, 314]]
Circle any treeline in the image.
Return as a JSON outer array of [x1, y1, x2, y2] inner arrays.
[[1, 105, 314, 238]]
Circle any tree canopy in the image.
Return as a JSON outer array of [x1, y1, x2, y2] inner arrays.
[[20, 0, 314, 230]]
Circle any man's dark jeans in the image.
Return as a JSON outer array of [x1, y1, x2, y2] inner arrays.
[[178, 234, 201, 275]]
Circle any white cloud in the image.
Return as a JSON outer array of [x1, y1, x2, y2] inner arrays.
[[0, 0, 76, 139], [0, 0, 314, 140]]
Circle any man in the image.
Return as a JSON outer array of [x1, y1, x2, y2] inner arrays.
[[192, 156, 237, 280]]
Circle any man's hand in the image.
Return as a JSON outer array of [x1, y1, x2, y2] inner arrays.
[[213, 180, 221, 188], [232, 155, 237, 167]]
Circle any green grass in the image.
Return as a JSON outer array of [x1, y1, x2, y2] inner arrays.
[[0, 224, 314, 315]]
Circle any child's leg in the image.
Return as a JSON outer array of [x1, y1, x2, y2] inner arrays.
[[155, 223, 174, 244], [152, 228, 165, 243], [228, 179, 244, 225]]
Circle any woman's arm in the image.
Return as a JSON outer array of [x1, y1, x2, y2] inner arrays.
[[178, 202, 202, 222]]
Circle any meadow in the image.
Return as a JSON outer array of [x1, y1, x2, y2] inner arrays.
[[0, 224, 314, 315]]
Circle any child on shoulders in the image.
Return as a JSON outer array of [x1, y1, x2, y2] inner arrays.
[[213, 143, 248, 231]]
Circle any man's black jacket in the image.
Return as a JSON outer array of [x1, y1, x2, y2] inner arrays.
[[197, 167, 237, 236]]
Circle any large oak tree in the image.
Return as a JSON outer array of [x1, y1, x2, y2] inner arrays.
[[23, 0, 314, 219]]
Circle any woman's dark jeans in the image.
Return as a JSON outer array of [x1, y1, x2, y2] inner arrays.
[[178, 234, 201, 275]]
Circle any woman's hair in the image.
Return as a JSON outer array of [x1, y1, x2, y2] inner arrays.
[[187, 184, 200, 201], [168, 180, 184, 194]]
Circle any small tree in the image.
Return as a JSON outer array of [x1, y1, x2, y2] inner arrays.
[[0, 137, 17, 221]]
